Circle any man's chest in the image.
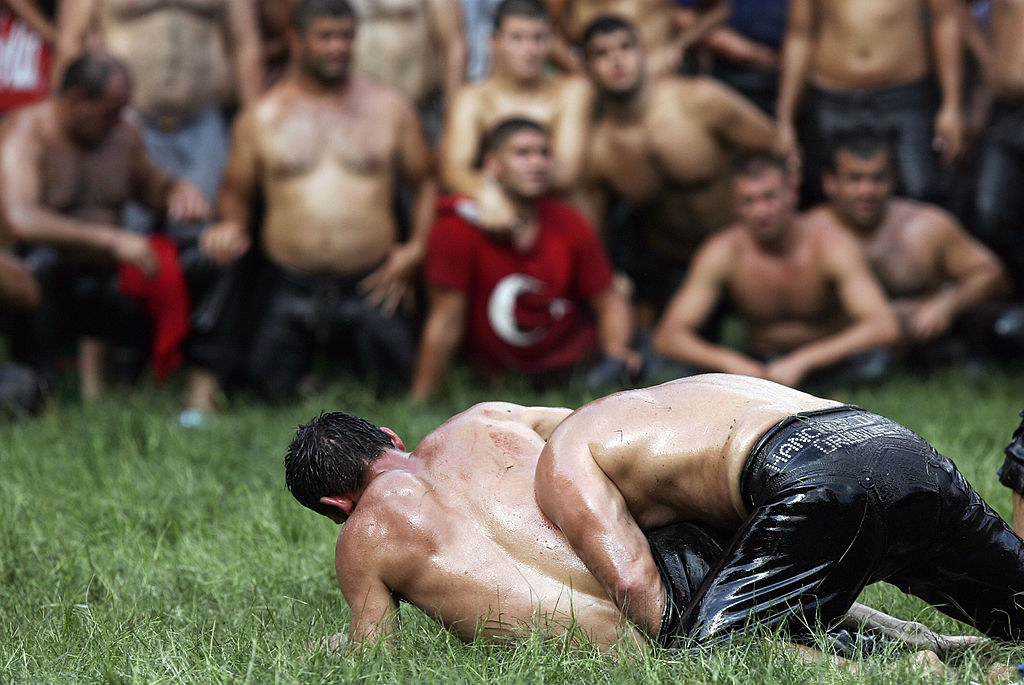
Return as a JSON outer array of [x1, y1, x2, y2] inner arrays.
[[261, 107, 397, 178], [41, 135, 135, 212], [730, 249, 836, 319]]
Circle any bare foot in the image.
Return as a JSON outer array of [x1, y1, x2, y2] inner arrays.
[[905, 650, 945, 678], [927, 633, 990, 659], [985, 662, 1016, 684]]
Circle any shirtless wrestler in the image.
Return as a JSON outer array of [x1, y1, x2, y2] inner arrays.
[[201, 0, 437, 398], [970, 0, 1024, 284], [0, 52, 209, 400], [535, 374, 1024, 648], [350, 0, 466, 139], [285, 402, 983, 659], [652, 154, 899, 391], [775, 0, 962, 205], [582, 17, 775, 312], [440, 0, 592, 232]]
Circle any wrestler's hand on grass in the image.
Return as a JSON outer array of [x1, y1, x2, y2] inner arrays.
[[359, 243, 421, 315], [111, 232, 157, 277], [200, 221, 251, 267], [765, 355, 809, 389], [908, 295, 956, 342], [167, 180, 211, 223], [933, 105, 963, 166]]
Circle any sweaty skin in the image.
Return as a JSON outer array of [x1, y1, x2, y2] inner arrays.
[[535, 375, 839, 634], [350, 0, 466, 106], [56, 0, 263, 118], [333, 403, 639, 648]]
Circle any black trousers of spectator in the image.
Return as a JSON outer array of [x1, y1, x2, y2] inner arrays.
[[974, 102, 1024, 287]]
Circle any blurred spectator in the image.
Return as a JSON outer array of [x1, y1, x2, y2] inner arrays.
[[581, 16, 774, 313], [260, 0, 301, 86], [970, 0, 1024, 286], [0, 251, 44, 417], [351, 0, 466, 142], [675, 0, 785, 115], [0, 1, 55, 118], [652, 154, 899, 391], [199, 0, 436, 399], [0, 53, 209, 401], [808, 129, 1020, 366], [411, 119, 638, 402], [775, 0, 962, 206], [441, 0, 591, 234], [461, 0, 504, 81]]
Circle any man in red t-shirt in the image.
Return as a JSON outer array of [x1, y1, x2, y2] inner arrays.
[[411, 117, 639, 401]]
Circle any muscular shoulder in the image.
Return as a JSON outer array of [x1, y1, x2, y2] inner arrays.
[[0, 101, 54, 146], [355, 74, 418, 118], [339, 472, 440, 559], [696, 225, 746, 266], [892, 199, 964, 244], [652, 76, 726, 110]]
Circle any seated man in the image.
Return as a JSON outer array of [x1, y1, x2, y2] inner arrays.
[[410, 118, 639, 401], [285, 396, 985, 658], [652, 154, 898, 391], [0, 52, 209, 400], [535, 374, 1024, 647], [0, 251, 45, 416], [201, 0, 437, 399]]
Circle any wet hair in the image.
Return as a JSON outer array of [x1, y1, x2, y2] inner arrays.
[[731, 152, 790, 181], [580, 15, 638, 55], [285, 411, 393, 517], [824, 127, 895, 172], [59, 52, 131, 99], [493, 0, 550, 31], [482, 117, 548, 155], [293, 0, 356, 33]]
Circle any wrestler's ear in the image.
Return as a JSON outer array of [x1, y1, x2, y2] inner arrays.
[[380, 426, 405, 451], [320, 495, 356, 517]]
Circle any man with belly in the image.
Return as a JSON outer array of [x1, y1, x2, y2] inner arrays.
[[651, 153, 899, 391], [582, 16, 775, 312], [775, 0, 962, 205], [201, 0, 437, 398], [349, 0, 466, 141]]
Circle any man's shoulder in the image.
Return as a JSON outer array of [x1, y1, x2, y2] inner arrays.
[[339, 473, 437, 551], [538, 198, 592, 234], [0, 100, 53, 144], [889, 198, 962, 239]]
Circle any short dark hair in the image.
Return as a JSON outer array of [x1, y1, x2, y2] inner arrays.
[[59, 52, 131, 98], [493, 0, 550, 31], [285, 411, 393, 517], [293, 0, 356, 33], [731, 152, 790, 181], [581, 15, 638, 55], [824, 127, 895, 172], [482, 117, 548, 155]]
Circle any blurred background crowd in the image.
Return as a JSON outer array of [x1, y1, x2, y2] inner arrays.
[[1, 0, 1022, 424]]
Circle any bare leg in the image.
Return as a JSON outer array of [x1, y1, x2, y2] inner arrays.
[[1013, 493, 1024, 538], [78, 337, 105, 403], [184, 367, 220, 414], [839, 602, 989, 658]]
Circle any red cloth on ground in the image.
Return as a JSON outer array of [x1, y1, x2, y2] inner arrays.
[[426, 196, 615, 375], [118, 235, 191, 380]]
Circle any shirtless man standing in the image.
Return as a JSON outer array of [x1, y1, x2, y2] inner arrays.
[[652, 154, 899, 390], [350, 0, 466, 140], [286, 398, 985, 659], [775, 0, 962, 205], [582, 16, 775, 311], [201, 0, 437, 398], [535, 374, 1024, 646], [441, 0, 592, 231], [972, 0, 1024, 284], [0, 52, 209, 399]]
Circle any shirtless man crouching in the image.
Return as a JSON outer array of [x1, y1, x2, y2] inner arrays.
[[652, 154, 899, 391], [201, 0, 437, 398], [285, 397, 985, 663], [536, 375, 1024, 649], [582, 16, 775, 313]]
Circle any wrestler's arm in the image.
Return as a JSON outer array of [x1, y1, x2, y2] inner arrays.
[[905, 211, 1009, 341], [927, 0, 963, 164], [774, 0, 813, 160], [335, 526, 401, 646], [6, 0, 56, 44], [426, 0, 468, 103], [549, 77, 593, 192], [699, 78, 776, 151], [199, 107, 260, 266], [0, 113, 154, 272], [536, 425, 665, 636], [226, 0, 265, 107], [652, 233, 767, 377], [767, 227, 899, 387], [409, 287, 467, 403], [54, 0, 97, 86], [440, 87, 486, 197], [669, 0, 732, 70]]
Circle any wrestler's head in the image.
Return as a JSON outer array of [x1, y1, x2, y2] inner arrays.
[[292, 0, 357, 85], [823, 128, 896, 231], [492, 0, 552, 83], [286, 411, 402, 522], [58, 52, 132, 148], [731, 153, 797, 246], [482, 118, 551, 201], [582, 16, 645, 99]]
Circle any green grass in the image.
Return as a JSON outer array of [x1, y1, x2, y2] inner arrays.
[[3, 366, 1024, 683]]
